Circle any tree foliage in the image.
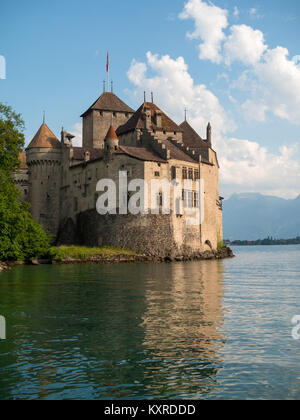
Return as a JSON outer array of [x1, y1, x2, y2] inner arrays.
[[0, 103, 50, 261], [0, 103, 25, 173]]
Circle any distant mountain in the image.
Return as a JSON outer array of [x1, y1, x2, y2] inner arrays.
[[223, 193, 300, 240]]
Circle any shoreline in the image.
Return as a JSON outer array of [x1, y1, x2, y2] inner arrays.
[[229, 243, 300, 246], [1, 247, 234, 269], [0, 262, 9, 272]]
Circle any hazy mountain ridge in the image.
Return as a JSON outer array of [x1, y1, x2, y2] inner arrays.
[[223, 193, 300, 240]]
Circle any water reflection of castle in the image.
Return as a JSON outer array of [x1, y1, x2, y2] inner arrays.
[[140, 260, 225, 398], [0, 261, 225, 399]]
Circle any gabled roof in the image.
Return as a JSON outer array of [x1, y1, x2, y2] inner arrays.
[[81, 92, 135, 117], [116, 102, 182, 136], [26, 124, 61, 150], [179, 120, 209, 149]]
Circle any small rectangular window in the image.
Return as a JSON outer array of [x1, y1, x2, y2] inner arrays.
[[157, 192, 163, 207], [188, 191, 193, 208], [188, 168, 193, 180], [154, 171, 160, 177], [182, 167, 187, 179], [193, 192, 199, 208]]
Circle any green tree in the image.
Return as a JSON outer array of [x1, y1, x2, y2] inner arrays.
[[0, 103, 50, 261], [0, 103, 25, 173]]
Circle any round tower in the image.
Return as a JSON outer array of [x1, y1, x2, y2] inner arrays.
[[26, 123, 62, 239], [104, 125, 119, 153]]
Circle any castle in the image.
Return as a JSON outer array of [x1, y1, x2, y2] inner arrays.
[[14, 87, 223, 258]]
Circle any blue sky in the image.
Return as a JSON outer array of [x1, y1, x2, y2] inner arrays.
[[1, 0, 300, 198]]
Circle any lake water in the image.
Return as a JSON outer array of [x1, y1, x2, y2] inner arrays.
[[0, 246, 300, 400]]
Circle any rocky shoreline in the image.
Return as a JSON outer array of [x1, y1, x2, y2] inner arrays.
[[43, 246, 234, 265], [0, 247, 234, 269], [0, 262, 9, 272]]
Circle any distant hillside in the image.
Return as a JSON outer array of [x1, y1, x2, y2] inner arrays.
[[223, 193, 300, 240]]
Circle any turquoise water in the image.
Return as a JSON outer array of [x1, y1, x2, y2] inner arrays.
[[0, 246, 300, 400]]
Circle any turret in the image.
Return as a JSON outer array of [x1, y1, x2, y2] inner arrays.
[[26, 123, 62, 240], [104, 125, 119, 156], [61, 128, 74, 147]]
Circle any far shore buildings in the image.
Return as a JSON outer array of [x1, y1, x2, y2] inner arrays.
[[14, 88, 223, 258]]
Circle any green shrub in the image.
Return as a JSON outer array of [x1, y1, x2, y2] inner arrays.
[[0, 171, 50, 261], [49, 245, 137, 261], [217, 230, 224, 250]]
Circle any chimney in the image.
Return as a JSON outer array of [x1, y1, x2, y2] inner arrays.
[[61, 127, 64, 142], [206, 122, 212, 147], [155, 110, 162, 128], [84, 151, 90, 162], [144, 106, 152, 131]]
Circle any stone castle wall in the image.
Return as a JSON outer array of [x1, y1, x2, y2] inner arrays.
[[76, 211, 177, 257]]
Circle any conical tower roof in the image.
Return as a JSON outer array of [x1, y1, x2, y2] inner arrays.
[[105, 125, 118, 141], [26, 123, 61, 150]]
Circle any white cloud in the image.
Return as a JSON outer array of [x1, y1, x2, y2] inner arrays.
[[254, 47, 300, 124], [179, 0, 228, 64], [127, 52, 233, 139], [242, 100, 268, 122], [175, 1, 300, 197], [127, 52, 300, 198], [233, 6, 239, 18], [220, 139, 300, 198], [249, 8, 263, 19], [239, 47, 300, 124], [224, 25, 267, 66], [177, 1, 300, 126]]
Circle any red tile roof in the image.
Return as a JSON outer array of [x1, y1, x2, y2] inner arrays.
[[81, 92, 135, 117], [116, 102, 182, 135], [18, 151, 28, 169], [26, 124, 61, 150], [105, 125, 118, 141]]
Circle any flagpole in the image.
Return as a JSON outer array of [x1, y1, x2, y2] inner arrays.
[[107, 51, 109, 92]]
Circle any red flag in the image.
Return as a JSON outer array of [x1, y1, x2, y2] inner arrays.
[[106, 52, 109, 73]]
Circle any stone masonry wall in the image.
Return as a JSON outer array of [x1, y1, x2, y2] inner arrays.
[[83, 110, 133, 149], [76, 211, 178, 258]]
